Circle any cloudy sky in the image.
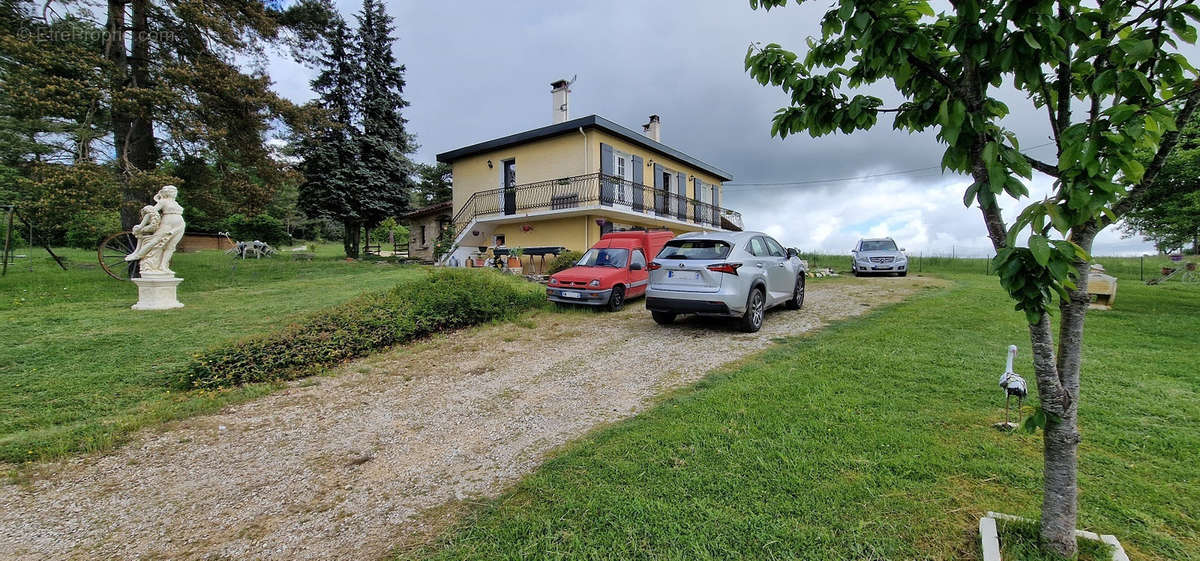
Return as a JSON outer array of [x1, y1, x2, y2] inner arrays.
[[267, 0, 1180, 256]]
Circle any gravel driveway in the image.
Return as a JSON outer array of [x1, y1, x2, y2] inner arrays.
[[1, 275, 941, 560]]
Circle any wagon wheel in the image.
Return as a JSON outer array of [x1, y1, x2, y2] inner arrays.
[[98, 231, 141, 280]]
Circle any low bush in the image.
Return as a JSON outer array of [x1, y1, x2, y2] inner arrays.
[[183, 268, 546, 389], [547, 250, 584, 274], [64, 209, 120, 249], [223, 213, 291, 245]]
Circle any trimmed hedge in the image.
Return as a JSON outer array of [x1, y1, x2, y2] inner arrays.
[[183, 269, 546, 389]]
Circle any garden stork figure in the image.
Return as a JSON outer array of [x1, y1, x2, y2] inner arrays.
[[997, 345, 1028, 428]]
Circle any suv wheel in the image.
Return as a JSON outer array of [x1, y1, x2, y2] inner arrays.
[[738, 287, 765, 333], [607, 285, 625, 312], [785, 274, 805, 310], [651, 311, 676, 325]]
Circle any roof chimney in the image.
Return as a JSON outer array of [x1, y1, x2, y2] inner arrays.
[[642, 115, 661, 142], [551, 78, 571, 124]]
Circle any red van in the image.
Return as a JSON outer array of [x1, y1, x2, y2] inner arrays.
[[547, 230, 676, 311]]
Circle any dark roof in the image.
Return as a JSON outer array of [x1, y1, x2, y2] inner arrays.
[[402, 200, 452, 220], [435, 115, 733, 181]]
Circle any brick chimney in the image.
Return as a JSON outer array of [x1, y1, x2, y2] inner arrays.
[[642, 115, 661, 142]]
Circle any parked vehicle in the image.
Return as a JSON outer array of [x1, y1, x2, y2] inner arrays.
[[546, 230, 676, 311], [851, 237, 908, 276], [645, 231, 807, 333]]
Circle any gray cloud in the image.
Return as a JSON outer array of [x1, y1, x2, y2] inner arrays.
[[268, 0, 1190, 256]]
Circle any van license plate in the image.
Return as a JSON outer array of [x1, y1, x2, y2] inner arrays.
[[561, 291, 581, 298], [668, 271, 700, 280]]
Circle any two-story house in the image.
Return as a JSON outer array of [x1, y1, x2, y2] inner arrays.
[[436, 80, 742, 268]]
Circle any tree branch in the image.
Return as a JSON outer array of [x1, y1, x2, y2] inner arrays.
[[1026, 155, 1060, 178], [1110, 85, 1200, 221], [907, 54, 958, 95]]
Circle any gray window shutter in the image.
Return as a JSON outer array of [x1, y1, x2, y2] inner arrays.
[[711, 184, 720, 226], [653, 163, 666, 214], [599, 143, 614, 205], [693, 178, 704, 224], [631, 155, 644, 211], [675, 171, 686, 219]]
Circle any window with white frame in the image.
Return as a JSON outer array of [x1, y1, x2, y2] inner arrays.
[[614, 150, 630, 202]]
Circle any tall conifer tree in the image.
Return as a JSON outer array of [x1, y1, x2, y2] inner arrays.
[[350, 0, 415, 256]]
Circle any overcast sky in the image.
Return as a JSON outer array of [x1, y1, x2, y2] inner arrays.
[[267, 0, 1185, 256]]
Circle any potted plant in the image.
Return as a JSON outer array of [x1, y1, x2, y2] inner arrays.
[[507, 246, 524, 270]]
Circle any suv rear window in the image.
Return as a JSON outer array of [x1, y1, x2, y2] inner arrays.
[[657, 240, 731, 260]]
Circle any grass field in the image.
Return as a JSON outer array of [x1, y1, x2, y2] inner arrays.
[[400, 274, 1200, 561], [0, 244, 423, 464], [800, 251, 1196, 282]]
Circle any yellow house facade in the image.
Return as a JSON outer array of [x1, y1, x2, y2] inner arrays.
[[436, 113, 741, 267]]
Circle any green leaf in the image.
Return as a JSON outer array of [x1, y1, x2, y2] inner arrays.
[[1029, 235, 1051, 266], [1022, 407, 1047, 434], [1045, 202, 1069, 233], [963, 182, 980, 207]]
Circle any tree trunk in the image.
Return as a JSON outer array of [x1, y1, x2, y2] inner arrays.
[[343, 220, 360, 258], [108, 0, 157, 230]]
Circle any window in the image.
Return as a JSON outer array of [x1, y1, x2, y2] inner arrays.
[[860, 240, 899, 251], [576, 248, 630, 268], [658, 239, 732, 260], [419, 224, 427, 246], [614, 151, 629, 202], [631, 249, 647, 269], [764, 237, 786, 257], [748, 237, 769, 257]]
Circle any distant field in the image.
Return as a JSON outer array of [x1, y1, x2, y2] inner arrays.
[[798, 251, 1195, 282], [0, 244, 423, 464]]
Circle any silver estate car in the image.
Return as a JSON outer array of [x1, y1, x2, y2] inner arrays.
[[645, 231, 807, 333], [851, 237, 908, 276]]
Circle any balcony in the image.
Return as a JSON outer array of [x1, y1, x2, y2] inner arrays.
[[452, 173, 743, 232]]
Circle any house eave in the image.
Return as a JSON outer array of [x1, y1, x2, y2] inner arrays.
[[435, 115, 733, 182]]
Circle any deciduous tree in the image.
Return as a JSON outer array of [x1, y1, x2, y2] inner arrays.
[[746, 0, 1198, 554], [1124, 111, 1200, 253]]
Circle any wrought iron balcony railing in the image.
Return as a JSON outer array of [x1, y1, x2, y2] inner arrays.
[[452, 173, 742, 232]]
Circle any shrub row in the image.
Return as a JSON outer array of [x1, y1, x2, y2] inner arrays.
[[547, 250, 584, 274], [183, 269, 546, 389]]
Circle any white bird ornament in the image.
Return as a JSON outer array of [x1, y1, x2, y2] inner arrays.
[[997, 345, 1028, 429]]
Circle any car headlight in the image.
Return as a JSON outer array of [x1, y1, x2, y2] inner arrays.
[[549, 277, 559, 285], [589, 279, 600, 287]]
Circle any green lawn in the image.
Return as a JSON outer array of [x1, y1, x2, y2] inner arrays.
[[400, 274, 1199, 561], [1, 244, 423, 464], [800, 252, 1194, 282]]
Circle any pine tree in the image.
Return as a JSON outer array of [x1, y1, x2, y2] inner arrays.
[[350, 0, 415, 255], [297, 14, 364, 257]]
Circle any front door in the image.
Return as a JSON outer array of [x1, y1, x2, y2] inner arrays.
[[502, 159, 516, 215]]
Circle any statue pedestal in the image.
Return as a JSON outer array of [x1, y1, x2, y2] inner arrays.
[[131, 274, 184, 310]]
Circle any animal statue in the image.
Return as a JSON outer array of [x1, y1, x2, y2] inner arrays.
[[998, 345, 1028, 427]]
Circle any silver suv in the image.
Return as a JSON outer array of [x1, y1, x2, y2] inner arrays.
[[645, 231, 807, 332], [851, 237, 908, 276]]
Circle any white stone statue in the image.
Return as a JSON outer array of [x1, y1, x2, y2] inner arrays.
[[128, 185, 186, 310], [126, 185, 186, 276]]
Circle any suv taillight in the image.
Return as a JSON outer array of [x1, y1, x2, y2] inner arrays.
[[647, 262, 662, 271], [706, 263, 742, 275]]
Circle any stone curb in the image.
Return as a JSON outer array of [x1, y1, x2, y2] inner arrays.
[[981, 512, 1129, 561]]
